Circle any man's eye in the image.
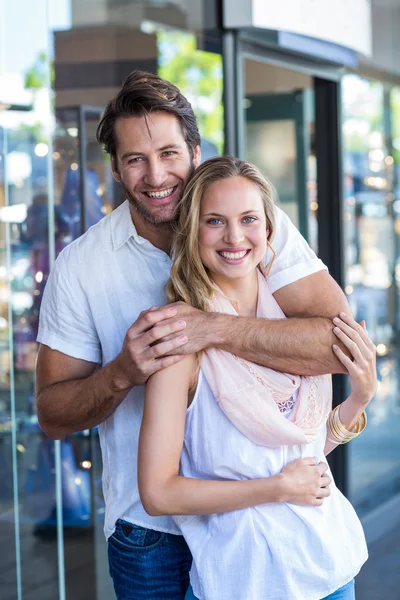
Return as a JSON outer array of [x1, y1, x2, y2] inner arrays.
[[243, 216, 257, 223], [163, 151, 177, 157], [128, 157, 143, 164]]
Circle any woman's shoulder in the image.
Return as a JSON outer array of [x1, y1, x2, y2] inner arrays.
[[148, 353, 198, 386]]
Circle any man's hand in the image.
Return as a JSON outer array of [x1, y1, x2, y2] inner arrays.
[[154, 302, 213, 355], [111, 306, 190, 390], [280, 457, 331, 506]]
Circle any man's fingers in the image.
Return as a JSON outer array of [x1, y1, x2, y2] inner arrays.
[[133, 306, 179, 334], [143, 335, 188, 361], [143, 320, 186, 346], [149, 354, 186, 374]]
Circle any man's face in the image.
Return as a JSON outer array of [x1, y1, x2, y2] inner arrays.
[[112, 112, 201, 227]]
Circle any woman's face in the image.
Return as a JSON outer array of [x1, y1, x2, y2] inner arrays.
[[198, 175, 268, 284]]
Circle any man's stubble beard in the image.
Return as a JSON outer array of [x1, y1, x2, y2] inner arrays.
[[120, 161, 195, 228]]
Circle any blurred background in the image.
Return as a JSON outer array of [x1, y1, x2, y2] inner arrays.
[[0, 1, 399, 598]]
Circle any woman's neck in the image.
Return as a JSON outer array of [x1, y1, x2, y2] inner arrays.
[[211, 270, 259, 317]]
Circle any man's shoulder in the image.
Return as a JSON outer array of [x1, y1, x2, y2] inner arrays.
[[77, 207, 115, 249], [273, 204, 289, 221], [57, 208, 116, 266]]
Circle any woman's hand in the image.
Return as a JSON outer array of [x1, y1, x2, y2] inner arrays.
[[280, 458, 331, 506], [332, 312, 377, 405]]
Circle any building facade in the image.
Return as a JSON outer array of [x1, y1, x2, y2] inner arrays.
[[0, 1, 399, 598]]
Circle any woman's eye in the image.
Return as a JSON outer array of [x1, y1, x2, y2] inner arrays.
[[207, 218, 222, 225], [243, 216, 257, 223]]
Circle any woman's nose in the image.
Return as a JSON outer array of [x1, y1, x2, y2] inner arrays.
[[224, 224, 244, 245]]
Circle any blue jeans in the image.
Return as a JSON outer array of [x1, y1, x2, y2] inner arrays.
[[108, 519, 192, 599], [322, 579, 355, 600], [184, 579, 355, 599]]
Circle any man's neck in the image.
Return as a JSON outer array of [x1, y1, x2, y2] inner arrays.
[[129, 205, 172, 255]]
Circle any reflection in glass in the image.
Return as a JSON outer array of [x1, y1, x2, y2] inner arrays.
[[242, 60, 317, 246], [2, 1, 223, 598], [54, 106, 118, 247], [342, 74, 400, 516], [0, 1, 61, 597]]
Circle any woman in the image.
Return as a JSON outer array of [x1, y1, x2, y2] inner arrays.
[[138, 157, 377, 600]]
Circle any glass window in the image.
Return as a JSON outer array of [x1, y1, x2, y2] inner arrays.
[[1, 1, 60, 598], [1, 2, 223, 599], [342, 73, 400, 516], [242, 59, 318, 248]]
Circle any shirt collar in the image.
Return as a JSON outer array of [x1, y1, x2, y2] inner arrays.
[[110, 200, 140, 250]]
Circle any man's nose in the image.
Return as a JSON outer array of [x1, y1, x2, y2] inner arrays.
[[144, 160, 167, 188]]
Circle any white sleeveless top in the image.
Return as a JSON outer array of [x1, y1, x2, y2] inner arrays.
[[173, 371, 368, 600]]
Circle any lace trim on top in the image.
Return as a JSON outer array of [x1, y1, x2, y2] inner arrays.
[[279, 396, 296, 417], [233, 354, 297, 417]]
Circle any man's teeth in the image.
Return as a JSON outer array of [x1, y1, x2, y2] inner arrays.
[[147, 187, 174, 198], [219, 250, 248, 259]]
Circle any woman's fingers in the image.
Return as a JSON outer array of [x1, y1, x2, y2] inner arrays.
[[336, 313, 375, 351], [332, 314, 376, 361], [332, 324, 364, 363], [332, 343, 357, 372]]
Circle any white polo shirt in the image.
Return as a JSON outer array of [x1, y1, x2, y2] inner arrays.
[[37, 199, 327, 539]]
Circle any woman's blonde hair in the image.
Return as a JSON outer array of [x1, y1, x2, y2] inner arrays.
[[166, 155, 276, 311]]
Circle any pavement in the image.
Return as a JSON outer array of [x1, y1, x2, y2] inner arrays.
[[356, 523, 400, 599]]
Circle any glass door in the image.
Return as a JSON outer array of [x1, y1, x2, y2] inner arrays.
[[242, 59, 318, 251]]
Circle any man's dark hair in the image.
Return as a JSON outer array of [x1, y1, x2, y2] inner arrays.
[[96, 70, 201, 160]]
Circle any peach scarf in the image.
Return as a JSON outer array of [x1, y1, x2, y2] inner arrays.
[[201, 269, 332, 447]]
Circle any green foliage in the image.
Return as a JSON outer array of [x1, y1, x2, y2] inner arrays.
[[390, 88, 400, 164], [157, 31, 224, 153], [24, 51, 54, 91]]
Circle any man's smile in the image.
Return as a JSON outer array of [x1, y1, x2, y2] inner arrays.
[[144, 186, 177, 199]]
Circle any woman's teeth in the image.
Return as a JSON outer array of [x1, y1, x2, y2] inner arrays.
[[219, 250, 248, 259]]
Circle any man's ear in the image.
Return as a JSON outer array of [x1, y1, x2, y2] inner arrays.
[[193, 144, 201, 169], [111, 156, 121, 182]]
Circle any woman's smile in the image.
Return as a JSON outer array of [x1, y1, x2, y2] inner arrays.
[[216, 248, 252, 264]]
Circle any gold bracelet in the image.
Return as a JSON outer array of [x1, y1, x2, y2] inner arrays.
[[326, 405, 367, 445]]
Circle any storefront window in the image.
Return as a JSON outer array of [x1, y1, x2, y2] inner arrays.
[[1, 1, 223, 599], [342, 73, 400, 516], [242, 59, 317, 247], [1, 1, 58, 599]]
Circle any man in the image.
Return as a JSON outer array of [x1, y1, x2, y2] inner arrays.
[[36, 70, 349, 599]]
